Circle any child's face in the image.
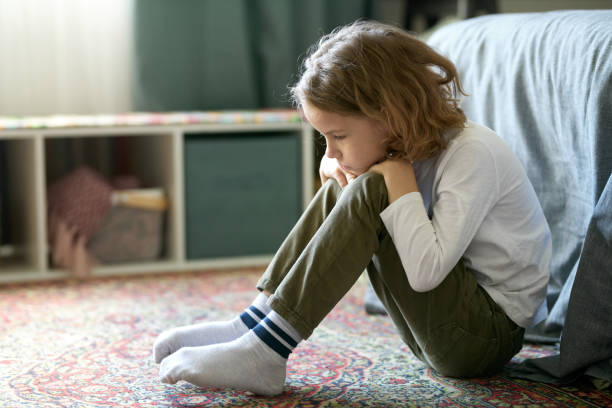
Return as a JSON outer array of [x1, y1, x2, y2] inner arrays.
[[302, 102, 388, 177]]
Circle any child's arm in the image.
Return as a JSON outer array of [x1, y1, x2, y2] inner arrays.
[[380, 140, 500, 292], [368, 159, 418, 203]]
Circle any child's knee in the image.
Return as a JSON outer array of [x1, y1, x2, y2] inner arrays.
[[346, 172, 385, 193], [319, 178, 343, 197], [358, 171, 385, 184], [342, 172, 388, 209]]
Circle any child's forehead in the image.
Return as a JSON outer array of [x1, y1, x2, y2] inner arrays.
[[301, 103, 354, 132]]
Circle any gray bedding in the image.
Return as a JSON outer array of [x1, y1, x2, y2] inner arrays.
[[428, 10, 612, 384]]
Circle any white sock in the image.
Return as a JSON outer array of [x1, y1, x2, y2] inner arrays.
[[159, 311, 303, 396], [153, 292, 271, 363]]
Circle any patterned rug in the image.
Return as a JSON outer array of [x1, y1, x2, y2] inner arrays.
[[1, 268, 611, 407]]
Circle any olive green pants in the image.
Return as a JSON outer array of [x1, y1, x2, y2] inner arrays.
[[256, 173, 524, 377]]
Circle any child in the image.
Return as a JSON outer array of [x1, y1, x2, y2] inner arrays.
[[154, 20, 551, 396]]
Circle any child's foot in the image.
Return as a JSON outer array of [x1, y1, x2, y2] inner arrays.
[[153, 293, 270, 363], [159, 312, 302, 396], [159, 330, 287, 396]]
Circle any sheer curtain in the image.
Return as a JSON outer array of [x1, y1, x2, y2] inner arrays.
[[0, 0, 133, 116]]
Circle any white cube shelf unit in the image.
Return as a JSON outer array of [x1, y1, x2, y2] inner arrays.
[[0, 111, 314, 283]]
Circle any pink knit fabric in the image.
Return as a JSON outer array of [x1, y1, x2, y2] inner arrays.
[[47, 166, 112, 240], [47, 166, 112, 277]]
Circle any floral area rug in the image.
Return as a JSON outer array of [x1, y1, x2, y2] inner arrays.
[[1, 268, 611, 407]]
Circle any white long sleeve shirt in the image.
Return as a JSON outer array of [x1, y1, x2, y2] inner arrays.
[[380, 122, 551, 328]]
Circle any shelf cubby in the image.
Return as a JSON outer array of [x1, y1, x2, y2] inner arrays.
[[0, 111, 313, 283]]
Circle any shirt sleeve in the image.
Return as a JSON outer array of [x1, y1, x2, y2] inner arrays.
[[380, 141, 500, 292]]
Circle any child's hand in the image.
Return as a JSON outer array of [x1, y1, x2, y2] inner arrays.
[[319, 156, 355, 187], [369, 159, 418, 204]]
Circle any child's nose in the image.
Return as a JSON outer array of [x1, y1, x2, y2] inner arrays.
[[325, 144, 340, 159]]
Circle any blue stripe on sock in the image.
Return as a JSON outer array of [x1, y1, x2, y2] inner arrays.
[[253, 324, 291, 359], [263, 317, 298, 348], [249, 305, 266, 320], [240, 311, 258, 329]]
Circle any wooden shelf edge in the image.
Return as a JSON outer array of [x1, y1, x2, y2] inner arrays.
[[0, 256, 272, 284]]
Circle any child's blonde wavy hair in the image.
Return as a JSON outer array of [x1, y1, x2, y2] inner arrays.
[[291, 20, 467, 161]]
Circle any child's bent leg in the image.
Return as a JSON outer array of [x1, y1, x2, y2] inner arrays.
[[367, 240, 525, 377], [154, 179, 342, 362], [158, 174, 385, 395], [263, 172, 391, 339]]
